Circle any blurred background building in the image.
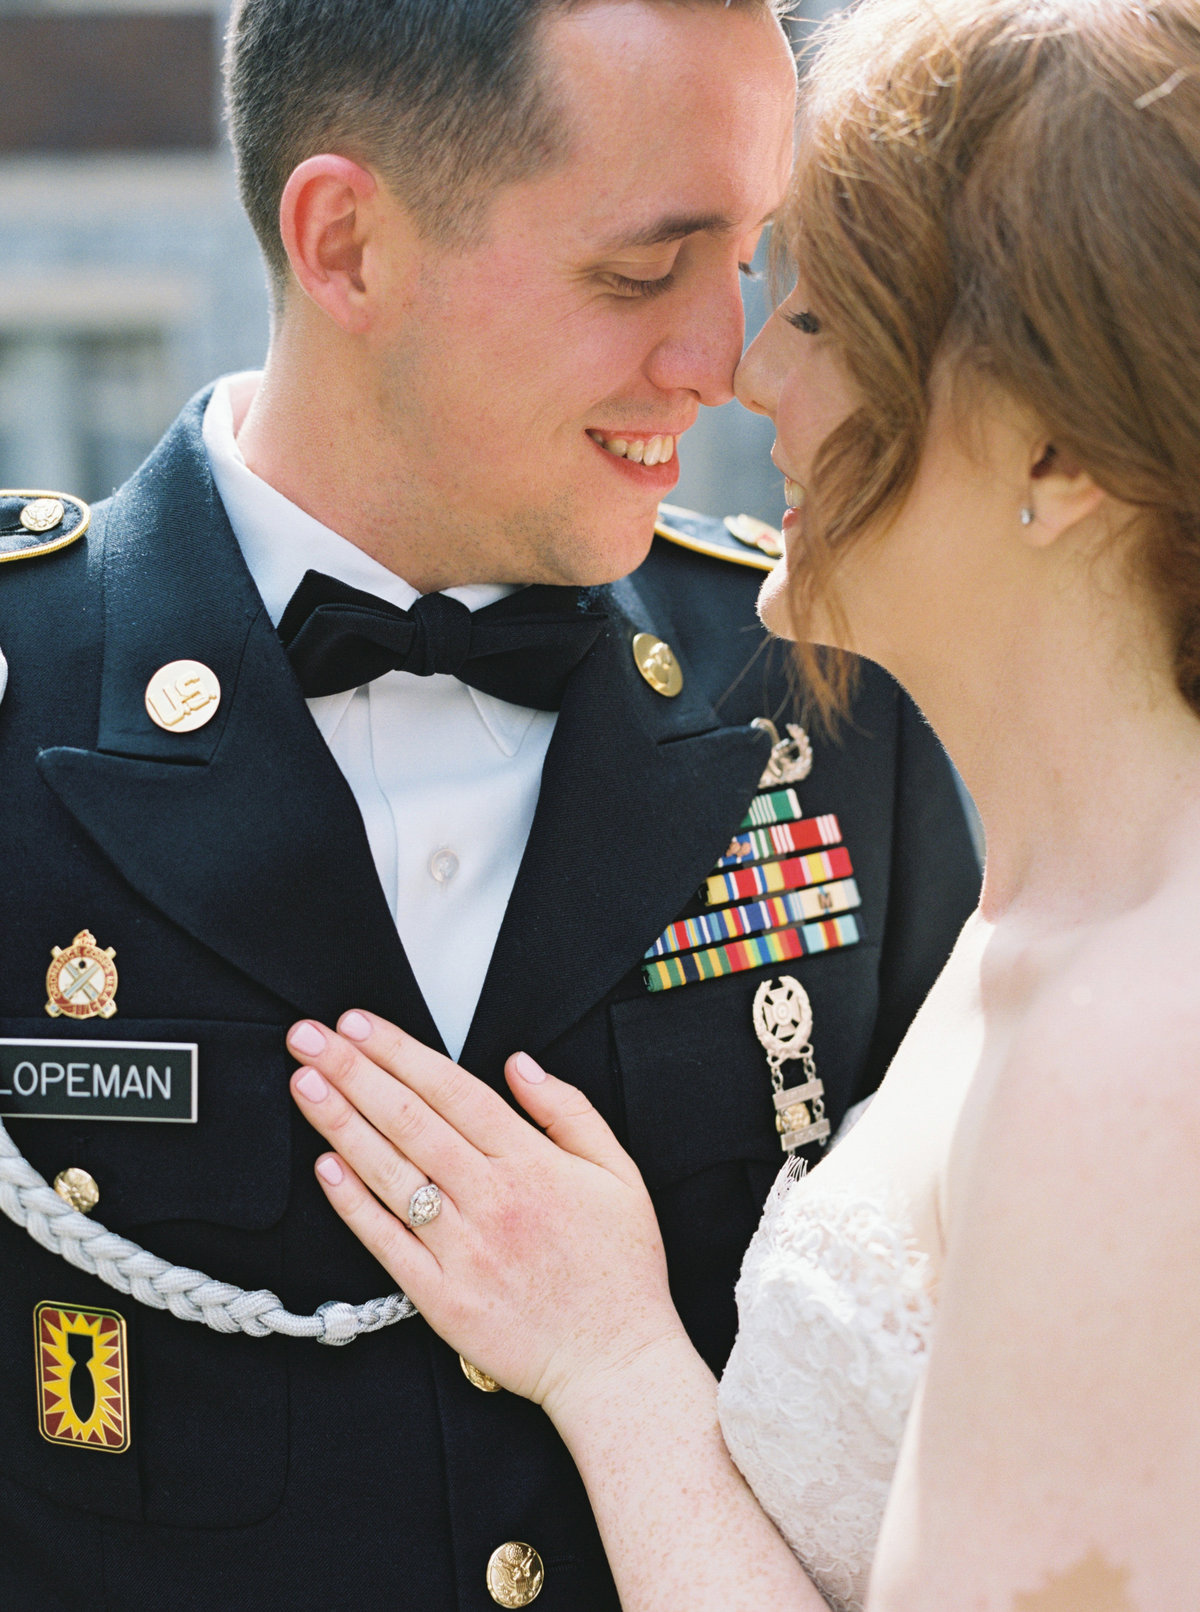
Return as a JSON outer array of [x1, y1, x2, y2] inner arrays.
[[0, 1, 262, 500], [0, 0, 983, 851], [0, 0, 837, 521]]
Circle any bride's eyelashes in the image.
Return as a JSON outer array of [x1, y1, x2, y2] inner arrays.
[[785, 309, 822, 335]]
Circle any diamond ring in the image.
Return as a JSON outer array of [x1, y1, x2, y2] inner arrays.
[[406, 1182, 443, 1229]]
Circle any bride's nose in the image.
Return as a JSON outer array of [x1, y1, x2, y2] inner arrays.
[[734, 315, 783, 421]]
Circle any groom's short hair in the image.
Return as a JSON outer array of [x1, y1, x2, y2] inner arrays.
[[225, 0, 788, 287]]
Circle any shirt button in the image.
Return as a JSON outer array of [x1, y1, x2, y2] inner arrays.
[[486, 1542, 545, 1606], [429, 847, 460, 885], [53, 1168, 99, 1214]]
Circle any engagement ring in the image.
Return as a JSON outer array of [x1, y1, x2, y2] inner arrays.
[[407, 1183, 443, 1229]]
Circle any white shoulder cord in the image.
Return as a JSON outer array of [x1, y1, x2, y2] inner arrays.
[[0, 1116, 415, 1345]]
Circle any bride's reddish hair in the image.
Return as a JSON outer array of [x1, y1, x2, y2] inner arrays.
[[782, 0, 1200, 719]]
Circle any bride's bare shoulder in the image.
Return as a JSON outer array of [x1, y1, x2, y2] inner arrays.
[[944, 867, 1200, 1262], [973, 862, 1200, 1130], [1035, 873, 1199, 1101], [878, 877, 1200, 1610]]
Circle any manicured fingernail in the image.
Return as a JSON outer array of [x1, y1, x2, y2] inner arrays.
[[316, 1155, 344, 1185], [290, 1021, 326, 1056], [339, 1011, 371, 1042], [295, 1068, 329, 1102], [513, 1051, 547, 1084]]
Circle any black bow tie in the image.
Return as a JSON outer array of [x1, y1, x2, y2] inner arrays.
[[277, 569, 605, 710]]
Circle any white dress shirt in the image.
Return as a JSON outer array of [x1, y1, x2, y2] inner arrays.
[[203, 373, 557, 1059]]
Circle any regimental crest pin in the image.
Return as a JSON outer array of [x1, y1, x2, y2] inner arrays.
[[35, 1302, 130, 1453], [45, 930, 118, 1021]]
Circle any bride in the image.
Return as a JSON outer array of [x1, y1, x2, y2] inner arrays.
[[283, 0, 1200, 1606]]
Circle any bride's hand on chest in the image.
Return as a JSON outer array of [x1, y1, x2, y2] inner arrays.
[[284, 1009, 690, 1413]]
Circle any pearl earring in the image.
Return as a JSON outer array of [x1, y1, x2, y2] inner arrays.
[[1019, 505, 1035, 526]]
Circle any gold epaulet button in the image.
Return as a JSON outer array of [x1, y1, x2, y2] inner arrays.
[[654, 501, 781, 572], [0, 489, 90, 564]]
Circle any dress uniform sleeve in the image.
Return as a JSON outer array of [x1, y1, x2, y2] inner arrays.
[[852, 691, 981, 1103]]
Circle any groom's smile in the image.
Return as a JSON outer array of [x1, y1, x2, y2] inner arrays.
[[336, 0, 799, 592]]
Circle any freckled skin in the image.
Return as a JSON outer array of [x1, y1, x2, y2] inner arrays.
[[1014, 1551, 1137, 1612]]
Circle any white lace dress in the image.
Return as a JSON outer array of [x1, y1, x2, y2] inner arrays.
[[717, 1164, 936, 1612]]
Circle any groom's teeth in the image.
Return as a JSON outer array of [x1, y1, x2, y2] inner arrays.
[[589, 431, 677, 465]]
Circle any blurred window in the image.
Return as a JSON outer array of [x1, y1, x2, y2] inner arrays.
[[0, 13, 217, 154], [0, 328, 177, 500]]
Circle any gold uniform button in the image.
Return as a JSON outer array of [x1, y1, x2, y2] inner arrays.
[[145, 659, 221, 734], [631, 632, 683, 698], [53, 1168, 99, 1215], [19, 497, 65, 534], [486, 1542, 545, 1607], [460, 1353, 502, 1393]]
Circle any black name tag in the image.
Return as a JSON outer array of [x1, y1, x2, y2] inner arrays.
[[0, 1040, 197, 1122]]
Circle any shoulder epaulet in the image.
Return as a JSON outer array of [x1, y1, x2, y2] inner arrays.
[[654, 502, 782, 572], [0, 489, 90, 565]]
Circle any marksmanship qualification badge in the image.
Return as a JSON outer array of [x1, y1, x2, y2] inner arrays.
[[752, 975, 831, 1153]]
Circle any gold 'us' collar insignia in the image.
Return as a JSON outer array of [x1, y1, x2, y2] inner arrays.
[[46, 931, 118, 1021], [654, 502, 780, 572], [0, 489, 90, 564], [631, 632, 683, 697], [145, 660, 221, 733]]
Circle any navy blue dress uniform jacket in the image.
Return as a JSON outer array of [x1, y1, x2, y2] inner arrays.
[[0, 393, 979, 1610]]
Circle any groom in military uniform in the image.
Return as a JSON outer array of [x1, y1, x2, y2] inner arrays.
[[0, 1, 978, 1607]]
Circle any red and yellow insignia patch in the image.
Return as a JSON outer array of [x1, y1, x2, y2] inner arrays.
[[35, 1302, 130, 1452]]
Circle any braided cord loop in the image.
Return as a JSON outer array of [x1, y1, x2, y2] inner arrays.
[[0, 1115, 415, 1343]]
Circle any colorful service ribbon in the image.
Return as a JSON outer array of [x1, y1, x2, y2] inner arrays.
[[715, 813, 842, 869], [643, 914, 860, 993], [646, 878, 861, 960], [741, 788, 804, 829], [704, 844, 853, 908]]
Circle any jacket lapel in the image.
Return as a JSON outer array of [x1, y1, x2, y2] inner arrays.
[[461, 577, 771, 1076], [36, 392, 770, 1065], [35, 394, 444, 1047]]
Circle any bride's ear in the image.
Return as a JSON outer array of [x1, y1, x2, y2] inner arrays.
[[1020, 441, 1108, 548]]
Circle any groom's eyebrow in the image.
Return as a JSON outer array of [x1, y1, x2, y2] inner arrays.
[[598, 209, 778, 252], [598, 212, 735, 250]]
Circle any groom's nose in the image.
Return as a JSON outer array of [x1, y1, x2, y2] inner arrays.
[[643, 269, 746, 408]]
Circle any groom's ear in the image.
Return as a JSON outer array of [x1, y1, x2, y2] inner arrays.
[[1021, 441, 1108, 548], [278, 154, 422, 336]]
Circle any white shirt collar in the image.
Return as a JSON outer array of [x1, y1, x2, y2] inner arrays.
[[202, 372, 513, 627], [202, 373, 536, 756]]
